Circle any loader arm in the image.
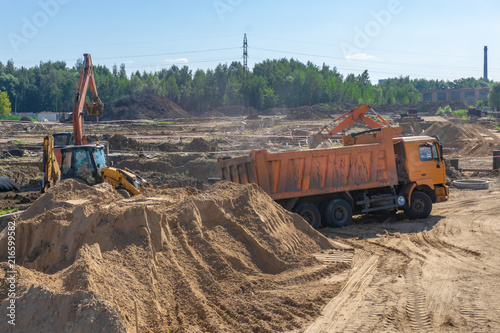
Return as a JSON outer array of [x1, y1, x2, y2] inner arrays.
[[72, 53, 103, 145], [42, 135, 61, 192], [101, 167, 151, 196], [308, 104, 396, 148]]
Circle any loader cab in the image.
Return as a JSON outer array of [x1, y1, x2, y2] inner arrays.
[[58, 144, 108, 185]]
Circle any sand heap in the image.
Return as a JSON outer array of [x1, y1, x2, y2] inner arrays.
[[0, 180, 339, 332], [423, 122, 500, 157]]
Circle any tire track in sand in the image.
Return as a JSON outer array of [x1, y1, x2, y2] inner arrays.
[[405, 260, 433, 332], [305, 253, 378, 332]]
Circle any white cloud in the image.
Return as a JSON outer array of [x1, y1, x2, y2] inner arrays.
[[165, 58, 189, 63], [345, 53, 378, 60]]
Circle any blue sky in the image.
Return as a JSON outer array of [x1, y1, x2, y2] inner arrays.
[[1, 0, 498, 83]]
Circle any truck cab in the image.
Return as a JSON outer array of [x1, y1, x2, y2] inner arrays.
[[394, 136, 448, 203]]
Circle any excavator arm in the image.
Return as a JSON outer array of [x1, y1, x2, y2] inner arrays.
[[308, 104, 397, 148], [72, 53, 103, 145]]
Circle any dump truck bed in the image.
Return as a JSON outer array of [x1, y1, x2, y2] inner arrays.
[[219, 128, 399, 200]]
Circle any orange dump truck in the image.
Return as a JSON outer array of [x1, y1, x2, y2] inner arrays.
[[218, 125, 449, 229]]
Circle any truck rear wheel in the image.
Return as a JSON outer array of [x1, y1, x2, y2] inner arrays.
[[324, 199, 353, 227], [293, 203, 321, 229], [403, 191, 432, 220]]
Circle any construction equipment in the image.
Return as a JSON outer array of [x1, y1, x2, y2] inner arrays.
[[41, 53, 150, 195], [42, 135, 150, 194], [307, 104, 395, 149], [219, 105, 448, 229], [42, 135, 61, 192]]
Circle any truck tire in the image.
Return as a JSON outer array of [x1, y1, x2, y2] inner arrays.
[[403, 191, 432, 220], [293, 203, 321, 229], [324, 199, 353, 228]]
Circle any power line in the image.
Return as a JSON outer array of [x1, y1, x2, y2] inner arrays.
[[251, 47, 500, 72], [98, 47, 241, 60], [0, 35, 242, 51], [250, 33, 500, 61]]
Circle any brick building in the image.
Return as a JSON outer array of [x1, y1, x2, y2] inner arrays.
[[420, 88, 490, 105]]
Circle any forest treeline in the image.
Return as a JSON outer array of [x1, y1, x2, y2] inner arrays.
[[0, 58, 493, 114]]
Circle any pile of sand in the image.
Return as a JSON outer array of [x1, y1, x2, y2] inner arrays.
[[99, 93, 192, 121], [423, 122, 500, 157], [0, 180, 340, 332]]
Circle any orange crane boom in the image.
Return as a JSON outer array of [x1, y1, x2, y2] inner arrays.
[[72, 53, 103, 145], [307, 104, 397, 148]]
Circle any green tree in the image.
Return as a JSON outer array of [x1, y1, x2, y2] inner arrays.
[[0, 91, 12, 115], [489, 83, 500, 109]]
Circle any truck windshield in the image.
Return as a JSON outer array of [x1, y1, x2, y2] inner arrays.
[[419, 144, 439, 162]]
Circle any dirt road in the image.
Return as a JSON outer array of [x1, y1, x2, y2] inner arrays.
[[306, 183, 500, 332]]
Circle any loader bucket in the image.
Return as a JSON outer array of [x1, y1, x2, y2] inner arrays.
[[307, 132, 325, 149], [85, 101, 104, 117]]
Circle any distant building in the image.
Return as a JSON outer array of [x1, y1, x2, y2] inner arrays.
[[420, 88, 490, 105], [37, 112, 70, 122]]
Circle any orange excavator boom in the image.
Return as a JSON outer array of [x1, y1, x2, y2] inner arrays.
[[307, 104, 397, 148], [72, 53, 103, 145]]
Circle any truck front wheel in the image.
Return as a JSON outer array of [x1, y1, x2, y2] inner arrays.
[[293, 203, 321, 229], [325, 199, 353, 227], [403, 191, 432, 220]]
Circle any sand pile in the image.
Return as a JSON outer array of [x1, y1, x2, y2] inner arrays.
[[0, 180, 339, 332], [423, 122, 500, 157], [99, 93, 192, 121]]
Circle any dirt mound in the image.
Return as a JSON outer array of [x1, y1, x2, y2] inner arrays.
[[286, 109, 331, 120], [0, 180, 338, 332], [213, 105, 259, 117], [156, 141, 181, 152], [107, 134, 140, 151], [182, 137, 218, 152], [197, 110, 226, 118], [99, 93, 192, 121], [423, 122, 500, 157]]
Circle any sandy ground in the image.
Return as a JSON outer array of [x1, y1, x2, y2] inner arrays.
[[1, 115, 500, 332], [308, 181, 500, 332]]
